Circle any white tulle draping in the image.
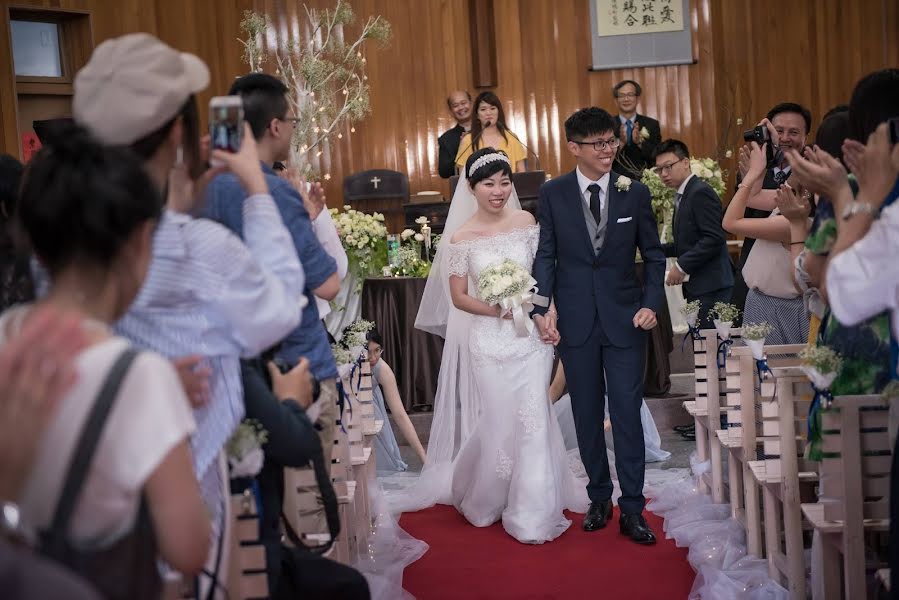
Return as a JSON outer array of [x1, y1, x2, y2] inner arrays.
[[645, 452, 790, 599]]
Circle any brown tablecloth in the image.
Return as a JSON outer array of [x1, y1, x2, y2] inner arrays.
[[361, 277, 443, 411]]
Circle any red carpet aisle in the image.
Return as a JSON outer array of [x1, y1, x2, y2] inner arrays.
[[400, 505, 694, 599]]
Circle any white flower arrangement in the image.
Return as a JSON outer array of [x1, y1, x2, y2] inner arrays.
[[799, 346, 843, 391], [614, 176, 632, 192], [400, 228, 415, 241], [415, 216, 428, 225], [709, 301, 741, 340], [226, 419, 268, 479], [741, 322, 772, 360], [477, 259, 547, 337], [329, 205, 388, 282], [680, 299, 701, 328], [477, 259, 533, 305]]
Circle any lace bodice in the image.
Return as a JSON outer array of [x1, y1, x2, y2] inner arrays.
[[446, 225, 540, 285], [445, 225, 547, 365]]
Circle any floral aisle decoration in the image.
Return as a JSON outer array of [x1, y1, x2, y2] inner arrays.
[[477, 259, 548, 337], [332, 319, 376, 423], [388, 217, 439, 278], [741, 322, 774, 384], [709, 301, 741, 369], [681, 299, 702, 338], [640, 158, 727, 243], [226, 419, 269, 479], [800, 345, 843, 461], [238, 2, 391, 179], [330, 205, 388, 285]]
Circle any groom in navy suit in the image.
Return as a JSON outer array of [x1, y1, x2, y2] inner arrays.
[[532, 107, 665, 545]]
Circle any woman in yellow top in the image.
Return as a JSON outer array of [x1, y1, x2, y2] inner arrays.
[[455, 91, 527, 173]]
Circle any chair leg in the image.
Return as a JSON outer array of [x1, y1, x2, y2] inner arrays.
[[819, 533, 842, 600], [695, 417, 709, 494], [727, 449, 743, 518], [783, 495, 806, 599], [744, 471, 763, 557], [710, 433, 725, 503], [762, 485, 780, 578]]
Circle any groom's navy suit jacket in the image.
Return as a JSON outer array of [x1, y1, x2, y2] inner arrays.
[[532, 170, 666, 348]]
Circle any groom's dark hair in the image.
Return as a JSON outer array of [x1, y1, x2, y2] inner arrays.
[[564, 107, 618, 142]]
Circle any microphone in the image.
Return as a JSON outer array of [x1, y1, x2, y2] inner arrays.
[[507, 129, 541, 172]]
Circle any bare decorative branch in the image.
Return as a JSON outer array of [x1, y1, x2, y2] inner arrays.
[[237, 1, 391, 178]]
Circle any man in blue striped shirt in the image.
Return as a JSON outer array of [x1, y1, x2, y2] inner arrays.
[[205, 73, 343, 532]]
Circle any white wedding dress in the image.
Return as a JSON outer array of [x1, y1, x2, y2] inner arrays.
[[443, 225, 589, 543]]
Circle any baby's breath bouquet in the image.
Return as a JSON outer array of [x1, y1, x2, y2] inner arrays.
[[801, 345, 843, 460], [330, 205, 388, 283], [335, 318, 376, 379], [741, 322, 772, 361], [477, 259, 548, 337], [680, 299, 702, 329], [709, 301, 740, 340], [226, 419, 268, 478]]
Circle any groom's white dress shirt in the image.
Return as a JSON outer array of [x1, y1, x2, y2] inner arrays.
[[576, 167, 610, 212]]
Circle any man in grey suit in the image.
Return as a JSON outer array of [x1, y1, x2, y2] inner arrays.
[[653, 139, 733, 328]]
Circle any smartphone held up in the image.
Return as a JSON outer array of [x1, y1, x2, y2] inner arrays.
[[209, 96, 244, 165]]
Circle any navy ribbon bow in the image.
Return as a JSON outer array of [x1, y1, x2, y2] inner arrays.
[[716, 336, 733, 369], [755, 357, 773, 386], [681, 323, 703, 352], [807, 385, 833, 443]]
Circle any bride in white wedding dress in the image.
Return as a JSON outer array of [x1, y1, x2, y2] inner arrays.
[[391, 148, 589, 543]]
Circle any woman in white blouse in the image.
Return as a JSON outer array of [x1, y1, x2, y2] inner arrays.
[[0, 127, 211, 593]]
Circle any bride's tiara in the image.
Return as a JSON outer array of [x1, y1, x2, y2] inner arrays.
[[468, 152, 510, 177]]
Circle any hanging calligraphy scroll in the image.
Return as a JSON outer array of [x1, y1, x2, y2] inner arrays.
[[589, 0, 693, 70]]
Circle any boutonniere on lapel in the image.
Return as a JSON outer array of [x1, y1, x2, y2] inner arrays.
[[614, 176, 632, 192]]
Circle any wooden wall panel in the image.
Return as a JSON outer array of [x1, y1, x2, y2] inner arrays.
[[1, 0, 897, 224]]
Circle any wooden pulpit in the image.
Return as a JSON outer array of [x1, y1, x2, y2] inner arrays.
[[343, 169, 409, 233], [403, 171, 546, 233]]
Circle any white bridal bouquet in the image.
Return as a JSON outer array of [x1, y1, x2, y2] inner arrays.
[[477, 259, 548, 337]]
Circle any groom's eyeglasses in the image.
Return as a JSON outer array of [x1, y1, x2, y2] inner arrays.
[[571, 137, 620, 152]]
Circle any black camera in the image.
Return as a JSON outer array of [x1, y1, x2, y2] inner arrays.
[[742, 125, 771, 145]]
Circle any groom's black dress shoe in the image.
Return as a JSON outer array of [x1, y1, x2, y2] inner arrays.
[[619, 513, 657, 545], [582, 500, 613, 531]]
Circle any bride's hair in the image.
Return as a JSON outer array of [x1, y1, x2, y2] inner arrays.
[[465, 147, 512, 187]]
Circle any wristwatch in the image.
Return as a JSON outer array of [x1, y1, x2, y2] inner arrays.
[[1, 501, 36, 547], [841, 200, 877, 221]]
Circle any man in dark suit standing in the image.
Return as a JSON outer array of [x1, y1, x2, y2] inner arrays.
[[437, 90, 472, 179], [611, 80, 662, 180], [532, 107, 665, 545], [653, 140, 734, 328]]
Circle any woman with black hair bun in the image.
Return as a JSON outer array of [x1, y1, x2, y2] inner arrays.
[[364, 329, 427, 472], [0, 125, 211, 595]]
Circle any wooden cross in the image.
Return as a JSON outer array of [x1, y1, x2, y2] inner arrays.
[[370, 176, 381, 189]]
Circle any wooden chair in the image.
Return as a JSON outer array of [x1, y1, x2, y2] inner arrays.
[[801, 395, 891, 599], [747, 366, 815, 599], [683, 327, 741, 501], [720, 344, 806, 558]]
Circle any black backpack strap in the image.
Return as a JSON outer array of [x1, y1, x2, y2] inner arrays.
[[49, 347, 140, 536]]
